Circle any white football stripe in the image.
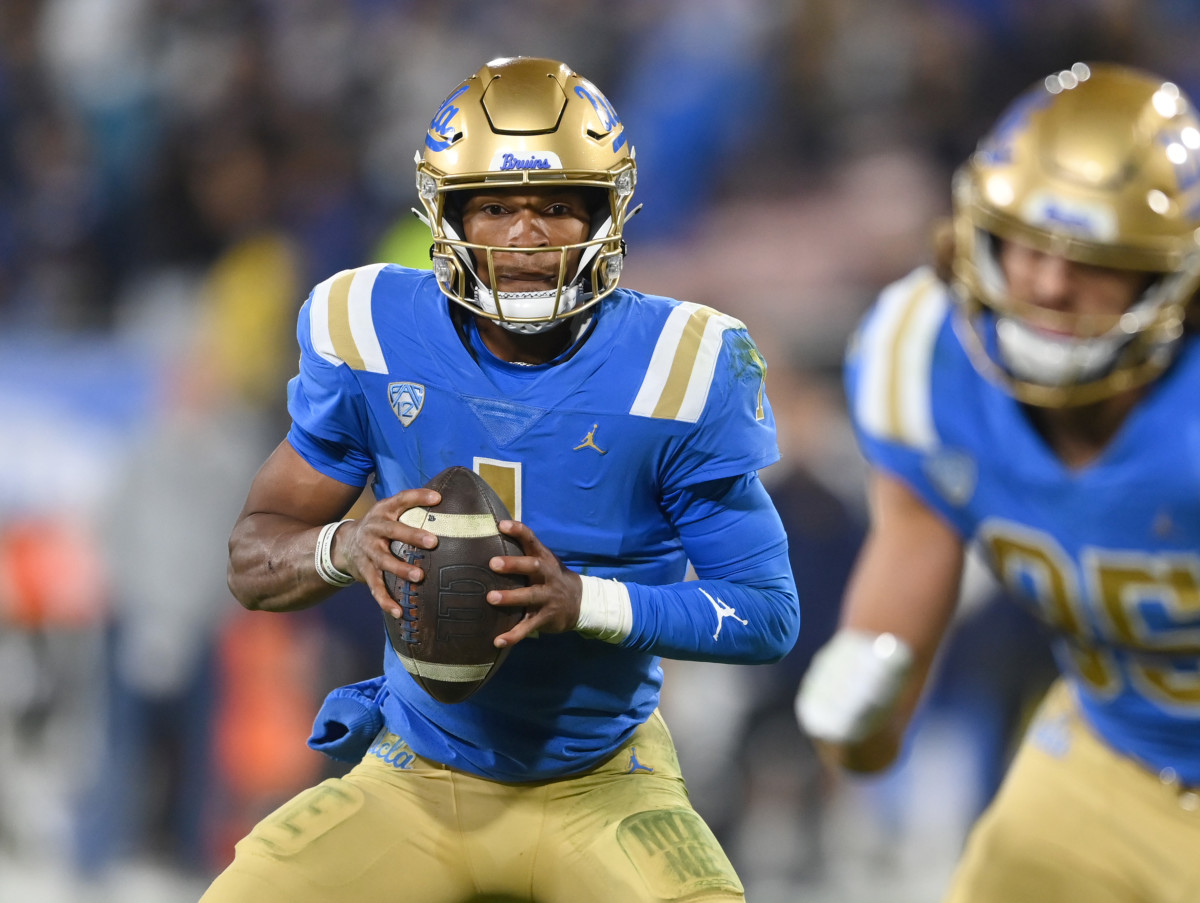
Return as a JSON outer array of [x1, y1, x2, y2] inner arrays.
[[392, 646, 495, 682], [398, 508, 500, 538], [308, 271, 340, 366], [677, 310, 742, 423]]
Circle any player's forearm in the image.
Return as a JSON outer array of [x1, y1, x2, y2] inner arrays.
[[815, 662, 932, 771], [796, 622, 938, 774], [571, 547, 798, 663], [228, 512, 345, 612], [622, 567, 800, 664], [796, 469, 966, 769]]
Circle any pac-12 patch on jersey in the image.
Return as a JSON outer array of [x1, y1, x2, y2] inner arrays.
[[389, 382, 425, 426], [923, 448, 977, 508]]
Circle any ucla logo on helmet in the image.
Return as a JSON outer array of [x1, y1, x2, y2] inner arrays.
[[389, 382, 426, 427], [574, 83, 626, 151], [426, 83, 470, 152], [976, 88, 1052, 167]]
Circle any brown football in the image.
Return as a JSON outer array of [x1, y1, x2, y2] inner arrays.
[[382, 466, 527, 703]]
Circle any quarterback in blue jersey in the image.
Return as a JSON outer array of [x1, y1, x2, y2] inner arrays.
[[201, 57, 798, 903], [796, 63, 1200, 903]]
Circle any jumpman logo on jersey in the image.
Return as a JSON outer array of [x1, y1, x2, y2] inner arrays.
[[573, 423, 607, 454], [699, 588, 749, 640], [627, 747, 654, 774]]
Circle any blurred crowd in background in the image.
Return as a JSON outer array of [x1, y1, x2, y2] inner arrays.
[[1, 1, 1197, 901]]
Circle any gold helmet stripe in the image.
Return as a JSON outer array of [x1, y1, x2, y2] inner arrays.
[[855, 267, 946, 450], [309, 264, 389, 373], [631, 302, 745, 423]]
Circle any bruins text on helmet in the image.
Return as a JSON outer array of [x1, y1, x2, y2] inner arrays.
[[952, 62, 1200, 407], [415, 57, 637, 334]]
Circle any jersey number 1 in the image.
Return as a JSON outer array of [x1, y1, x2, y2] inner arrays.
[[473, 457, 522, 522]]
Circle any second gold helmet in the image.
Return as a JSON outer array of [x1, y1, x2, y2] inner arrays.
[[952, 62, 1200, 406]]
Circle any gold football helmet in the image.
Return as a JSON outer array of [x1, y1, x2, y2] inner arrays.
[[415, 57, 637, 333], [952, 62, 1200, 406]]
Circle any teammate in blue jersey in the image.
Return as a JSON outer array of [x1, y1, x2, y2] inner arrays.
[[795, 63, 1200, 902], [201, 57, 799, 903]]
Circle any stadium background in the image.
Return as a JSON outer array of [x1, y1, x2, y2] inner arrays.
[[0, 1, 1192, 901]]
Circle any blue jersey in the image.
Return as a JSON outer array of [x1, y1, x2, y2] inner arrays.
[[849, 266, 1200, 785], [287, 264, 798, 781]]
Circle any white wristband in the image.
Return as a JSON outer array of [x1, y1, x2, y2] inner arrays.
[[315, 519, 355, 587], [795, 629, 914, 744], [574, 575, 633, 643]]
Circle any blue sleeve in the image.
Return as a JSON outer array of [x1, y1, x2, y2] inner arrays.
[[622, 472, 800, 664], [285, 294, 375, 486], [307, 675, 387, 762], [286, 422, 373, 488]]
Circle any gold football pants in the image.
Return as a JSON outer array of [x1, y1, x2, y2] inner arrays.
[[200, 709, 743, 903], [944, 680, 1200, 903]]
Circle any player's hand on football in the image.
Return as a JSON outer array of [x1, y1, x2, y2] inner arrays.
[[335, 489, 441, 617], [487, 520, 582, 647]]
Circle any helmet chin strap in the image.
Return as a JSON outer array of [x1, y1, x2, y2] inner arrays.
[[995, 287, 1175, 388]]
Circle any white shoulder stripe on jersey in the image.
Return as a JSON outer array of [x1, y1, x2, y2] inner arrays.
[[308, 263, 389, 373], [308, 272, 340, 365], [855, 267, 948, 450], [631, 302, 746, 423]]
